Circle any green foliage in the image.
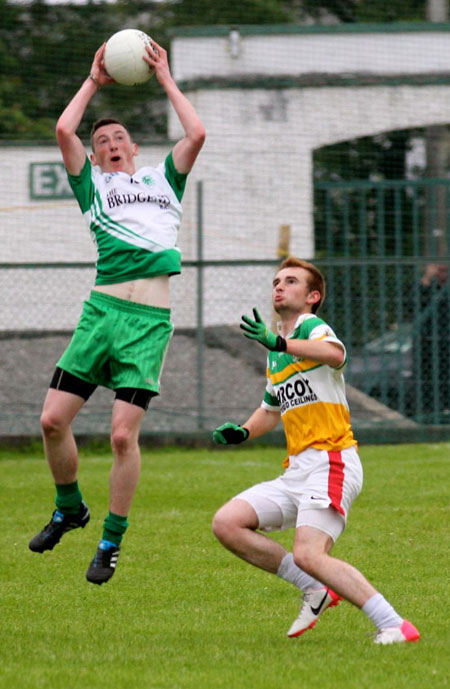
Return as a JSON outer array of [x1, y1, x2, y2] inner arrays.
[[353, 0, 427, 23], [0, 0, 432, 142], [286, 0, 358, 23], [282, 0, 427, 23], [169, 0, 293, 26], [289, 0, 427, 23], [0, 0, 294, 143], [0, 0, 165, 141], [0, 443, 448, 689]]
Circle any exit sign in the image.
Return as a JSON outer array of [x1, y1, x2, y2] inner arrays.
[[29, 162, 73, 200]]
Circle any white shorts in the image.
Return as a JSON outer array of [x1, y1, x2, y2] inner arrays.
[[234, 445, 363, 542]]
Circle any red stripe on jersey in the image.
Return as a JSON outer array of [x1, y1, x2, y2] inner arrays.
[[327, 450, 345, 515]]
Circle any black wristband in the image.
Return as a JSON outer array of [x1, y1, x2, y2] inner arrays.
[[274, 336, 287, 352]]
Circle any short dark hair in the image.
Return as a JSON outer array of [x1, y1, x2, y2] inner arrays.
[[279, 257, 326, 313], [90, 118, 131, 150]]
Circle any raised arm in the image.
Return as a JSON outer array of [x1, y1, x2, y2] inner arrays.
[[55, 44, 114, 175], [144, 41, 205, 174], [240, 309, 345, 369]]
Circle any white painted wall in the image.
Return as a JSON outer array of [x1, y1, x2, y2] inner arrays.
[[172, 28, 450, 81]]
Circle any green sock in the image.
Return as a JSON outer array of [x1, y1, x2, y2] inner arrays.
[[102, 511, 129, 546], [55, 481, 83, 515]]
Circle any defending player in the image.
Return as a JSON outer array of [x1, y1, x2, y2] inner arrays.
[[212, 257, 420, 644], [29, 41, 205, 584]]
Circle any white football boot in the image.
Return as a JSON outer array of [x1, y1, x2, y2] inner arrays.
[[374, 620, 420, 645], [287, 587, 343, 638]]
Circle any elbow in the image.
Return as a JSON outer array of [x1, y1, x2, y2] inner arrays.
[[192, 123, 206, 149], [55, 120, 70, 145], [332, 350, 345, 368], [324, 343, 345, 369], [55, 116, 78, 147]]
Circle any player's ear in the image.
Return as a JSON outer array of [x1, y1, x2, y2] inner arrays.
[[90, 151, 98, 165], [132, 142, 139, 157], [307, 290, 321, 307]]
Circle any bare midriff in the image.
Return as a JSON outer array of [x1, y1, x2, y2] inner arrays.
[[93, 275, 170, 308]]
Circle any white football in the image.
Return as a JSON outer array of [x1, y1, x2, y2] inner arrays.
[[104, 29, 155, 86]]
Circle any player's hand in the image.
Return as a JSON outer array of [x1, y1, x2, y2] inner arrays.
[[90, 43, 115, 86], [212, 423, 249, 445], [240, 308, 287, 351], [143, 40, 172, 86]]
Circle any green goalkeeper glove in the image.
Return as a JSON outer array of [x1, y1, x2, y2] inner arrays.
[[212, 423, 249, 445], [240, 308, 287, 352]]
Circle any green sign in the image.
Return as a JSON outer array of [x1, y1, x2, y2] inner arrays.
[[29, 162, 72, 200]]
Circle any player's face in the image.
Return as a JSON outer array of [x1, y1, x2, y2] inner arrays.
[[91, 124, 138, 174], [272, 267, 320, 315]]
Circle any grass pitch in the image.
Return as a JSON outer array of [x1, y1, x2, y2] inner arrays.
[[0, 442, 448, 689]]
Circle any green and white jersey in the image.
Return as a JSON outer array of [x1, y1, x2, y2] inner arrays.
[[67, 152, 187, 285]]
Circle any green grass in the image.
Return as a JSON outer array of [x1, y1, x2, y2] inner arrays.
[[0, 442, 448, 689]]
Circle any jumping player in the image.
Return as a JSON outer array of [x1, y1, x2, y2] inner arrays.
[[29, 41, 205, 584], [212, 257, 420, 644]]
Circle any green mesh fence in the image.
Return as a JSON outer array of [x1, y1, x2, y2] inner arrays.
[[1, 11, 450, 442]]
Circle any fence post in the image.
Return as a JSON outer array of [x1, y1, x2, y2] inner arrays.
[[272, 224, 291, 332], [196, 181, 205, 430]]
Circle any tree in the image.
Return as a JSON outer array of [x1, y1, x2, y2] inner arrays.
[[0, 0, 433, 142], [167, 0, 293, 25], [0, 0, 168, 141], [284, 0, 427, 23], [0, 0, 298, 142]]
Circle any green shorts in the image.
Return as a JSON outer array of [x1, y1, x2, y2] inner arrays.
[[58, 291, 173, 394]]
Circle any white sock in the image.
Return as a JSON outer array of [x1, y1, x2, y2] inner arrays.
[[277, 553, 323, 592], [362, 593, 403, 630]]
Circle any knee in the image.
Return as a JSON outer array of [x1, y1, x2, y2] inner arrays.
[[212, 499, 257, 544], [40, 409, 67, 437], [293, 546, 321, 576], [212, 506, 242, 546], [111, 427, 136, 456], [212, 508, 230, 543]]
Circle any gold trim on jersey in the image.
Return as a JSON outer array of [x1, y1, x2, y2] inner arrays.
[[282, 400, 355, 456], [266, 358, 321, 383]]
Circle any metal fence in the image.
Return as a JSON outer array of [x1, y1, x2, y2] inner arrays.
[[0, 176, 449, 442], [315, 177, 450, 429], [0, 260, 281, 440]]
